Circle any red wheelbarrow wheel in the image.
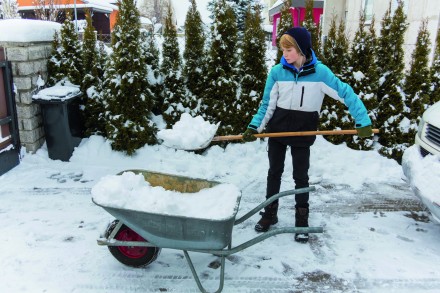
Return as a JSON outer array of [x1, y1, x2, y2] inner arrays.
[[105, 220, 161, 268]]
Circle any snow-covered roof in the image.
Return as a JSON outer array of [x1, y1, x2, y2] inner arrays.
[[18, 0, 118, 13], [84, 0, 118, 11]]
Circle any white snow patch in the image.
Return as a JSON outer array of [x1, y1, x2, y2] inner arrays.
[[33, 81, 80, 101], [91, 171, 241, 220], [157, 113, 220, 150]]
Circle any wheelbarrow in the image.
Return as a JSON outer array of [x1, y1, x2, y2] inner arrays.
[[93, 170, 323, 293]]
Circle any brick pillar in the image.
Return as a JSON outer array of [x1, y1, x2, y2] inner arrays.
[[0, 41, 52, 153]]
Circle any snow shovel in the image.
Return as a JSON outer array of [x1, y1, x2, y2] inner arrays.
[[188, 128, 380, 151]]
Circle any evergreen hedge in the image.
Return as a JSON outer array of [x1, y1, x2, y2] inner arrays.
[[46, 0, 439, 163]]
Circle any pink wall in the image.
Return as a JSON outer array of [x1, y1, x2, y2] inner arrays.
[[272, 7, 323, 46]]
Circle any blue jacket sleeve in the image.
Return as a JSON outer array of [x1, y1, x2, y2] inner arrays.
[[318, 64, 372, 128]]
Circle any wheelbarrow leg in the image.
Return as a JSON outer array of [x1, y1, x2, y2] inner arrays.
[[183, 250, 225, 293]]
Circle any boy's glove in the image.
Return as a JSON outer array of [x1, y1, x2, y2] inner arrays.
[[242, 128, 258, 142], [356, 125, 373, 137]]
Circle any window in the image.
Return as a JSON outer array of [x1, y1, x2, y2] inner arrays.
[[362, 0, 373, 23]]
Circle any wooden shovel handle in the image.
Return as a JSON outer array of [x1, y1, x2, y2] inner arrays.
[[211, 129, 380, 142]]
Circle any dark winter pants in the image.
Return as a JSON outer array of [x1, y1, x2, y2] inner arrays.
[[266, 138, 310, 208]]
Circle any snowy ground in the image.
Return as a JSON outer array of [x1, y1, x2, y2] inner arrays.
[[2, 2, 439, 292], [1, 134, 440, 293]]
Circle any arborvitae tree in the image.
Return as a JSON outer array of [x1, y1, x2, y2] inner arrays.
[[208, 0, 257, 36], [91, 41, 109, 135], [203, 0, 238, 135], [301, 0, 321, 58], [97, 40, 108, 72], [236, 4, 267, 134], [142, 29, 162, 115], [375, 3, 392, 103], [319, 17, 350, 145], [334, 19, 350, 79], [404, 20, 431, 121], [275, 0, 294, 63], [321, 15, 337, 67], [376, 0, 407, 105], [377, 86, 410, 164], [207, 0, 217, 19], [429, 28, 440, 104], [101, 0, 157, 155], [139, 29, 151, 80], [81, 10, 99, 93], [83, 54, 107, 136], [333, 18, 352, 138], [376, 0, 409, 163], [59, 11, 83, 85], [368, 15, 379, 88], [183, 0, 206, 110], [232, 0, 257, 35], [46, 31, 64, 86], [160, 4, 189, 127], [82, 9, 107, 136], [319, 15, 337, 133], [345, 12, 378, 150]]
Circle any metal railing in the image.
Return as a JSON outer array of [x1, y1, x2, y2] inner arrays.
[[97, 34, 112, 44]]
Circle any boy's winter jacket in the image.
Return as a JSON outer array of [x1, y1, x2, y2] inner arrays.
[[248, 50, 372, 147]]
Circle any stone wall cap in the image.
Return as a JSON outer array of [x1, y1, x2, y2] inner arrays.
[[0, 19, 61, 43]]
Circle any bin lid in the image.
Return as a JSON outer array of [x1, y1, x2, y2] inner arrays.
[[33, 84, 81, 103]]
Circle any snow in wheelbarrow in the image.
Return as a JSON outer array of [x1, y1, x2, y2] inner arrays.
[[91, 170, 242, 250]]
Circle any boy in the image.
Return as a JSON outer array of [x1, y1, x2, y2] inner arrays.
[[243, 27, 372, 243]]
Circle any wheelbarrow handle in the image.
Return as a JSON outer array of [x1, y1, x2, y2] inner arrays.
[[234, 187, 316, 226], [212, 129, 380, 142]]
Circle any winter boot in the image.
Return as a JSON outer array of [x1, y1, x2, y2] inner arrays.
[[254, 202, 279, 232], [294, 206, 309, 243]]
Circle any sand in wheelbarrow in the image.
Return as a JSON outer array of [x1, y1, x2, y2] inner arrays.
[[156, 113, 220, 150], [91, 171, 241, 220]]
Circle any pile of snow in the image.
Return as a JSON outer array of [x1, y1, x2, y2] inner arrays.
[[0, 19, 61, 42], [91, 171, 241, 220], [157, 113, 219, 150]]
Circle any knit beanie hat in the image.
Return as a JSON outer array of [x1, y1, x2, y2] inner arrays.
[[284, 27, 312, 56]]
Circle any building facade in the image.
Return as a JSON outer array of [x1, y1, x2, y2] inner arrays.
[[322, 0, 440, 65], [268, 0, 324, 46]]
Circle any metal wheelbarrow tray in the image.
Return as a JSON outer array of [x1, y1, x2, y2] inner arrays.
[[94, 170, 323, 293]]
